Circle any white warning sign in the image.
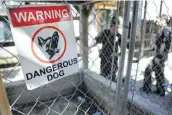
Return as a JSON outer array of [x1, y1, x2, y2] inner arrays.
[[7, 5, 79, 90]]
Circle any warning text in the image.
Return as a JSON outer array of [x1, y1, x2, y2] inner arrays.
[[9, 5, 71, 27]]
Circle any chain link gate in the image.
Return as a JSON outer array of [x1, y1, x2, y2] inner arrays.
[[124, 0, 172, 115], [0, 0, 172, 115]]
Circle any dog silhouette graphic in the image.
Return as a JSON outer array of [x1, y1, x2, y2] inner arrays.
[[37, 31, 60, 60]]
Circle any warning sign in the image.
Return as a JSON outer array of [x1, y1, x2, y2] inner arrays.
[[7, 5, 79, 90]]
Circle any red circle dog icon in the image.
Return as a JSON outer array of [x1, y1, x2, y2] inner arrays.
[[31, 26, 67, 64]]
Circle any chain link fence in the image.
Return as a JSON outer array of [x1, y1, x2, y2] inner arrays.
[[0, 0, 172, 115], [0, 1, 119, 115], [123, 0, 172, 115]]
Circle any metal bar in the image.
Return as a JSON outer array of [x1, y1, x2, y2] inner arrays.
[[79, 6, 88, 69], [109, 32, 117, 115], [121, 1, 139, 115], [132, 0, 147, 99], [139, 0, 147, 59], [114, 1, 131, 115], [128, 1, 147, 113], [119, 1, 124, 17], [159, 0, 163, 18], [0, 75, 12, 115], [108, 2, 121, 114]]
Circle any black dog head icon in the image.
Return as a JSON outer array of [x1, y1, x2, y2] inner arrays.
[[37, 31, 60, 60]]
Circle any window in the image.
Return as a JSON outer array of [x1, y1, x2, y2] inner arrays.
[[0, 16, 13, 42]]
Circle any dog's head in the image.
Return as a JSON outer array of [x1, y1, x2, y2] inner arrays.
[[37, 31, 60, 60]]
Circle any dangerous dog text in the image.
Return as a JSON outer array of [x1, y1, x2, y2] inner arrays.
[[26, 58, 77, 81]]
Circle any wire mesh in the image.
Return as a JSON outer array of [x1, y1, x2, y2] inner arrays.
[[1, 0, 172, 115], [0, 0, 118, 115], [127, 0, 172, 115]]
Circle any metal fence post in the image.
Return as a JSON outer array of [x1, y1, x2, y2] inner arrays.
[[159, 0, 163, 18], [121, 1, 139, 115], [140, 1, 147, 57], [0, 75, 12, 115], [114, 1, 131, 115], [79, 6, 89, 69]]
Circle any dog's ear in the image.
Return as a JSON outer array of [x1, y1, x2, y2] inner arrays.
[[37, 37, 45, 47], [52, 31, 59, 38]]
